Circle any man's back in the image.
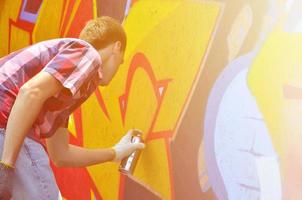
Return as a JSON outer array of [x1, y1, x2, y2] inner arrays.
[[0, 38, 102, 142]]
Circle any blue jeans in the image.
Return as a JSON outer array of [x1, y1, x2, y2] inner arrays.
[[0, 128, 60, 200]]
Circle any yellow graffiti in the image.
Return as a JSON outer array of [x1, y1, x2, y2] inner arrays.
[[82, 1, 220, 199]]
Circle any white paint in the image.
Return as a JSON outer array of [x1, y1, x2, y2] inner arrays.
[[58, 191, 62, 200], [124, 0, 132, 20], [158, 86, 164, 96], [256, 156, 282, 200]]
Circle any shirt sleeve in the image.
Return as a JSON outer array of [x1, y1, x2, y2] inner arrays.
[[60, 116, 69, 128], [42, 41, 101, 96]]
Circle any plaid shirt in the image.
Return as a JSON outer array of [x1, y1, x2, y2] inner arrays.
[[0, 38, 103, 142]]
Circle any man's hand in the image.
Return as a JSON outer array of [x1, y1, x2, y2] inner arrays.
[[112, 129, 145, 162], [0, 162, 14, 200]]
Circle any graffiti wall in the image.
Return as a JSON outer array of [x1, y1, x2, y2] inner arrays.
[[1, 0, 302, 199]]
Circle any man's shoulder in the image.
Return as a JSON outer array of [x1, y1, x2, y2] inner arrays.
[[35, 38, 85, 48], [31, 38, 99, 58]]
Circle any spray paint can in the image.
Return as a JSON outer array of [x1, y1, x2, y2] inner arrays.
[[119, 130, 143, 174]]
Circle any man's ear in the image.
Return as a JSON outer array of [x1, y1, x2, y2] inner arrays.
[[113, 41, 122, 53]]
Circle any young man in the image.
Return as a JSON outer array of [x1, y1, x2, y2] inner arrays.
[[0, 16, 145, 200]]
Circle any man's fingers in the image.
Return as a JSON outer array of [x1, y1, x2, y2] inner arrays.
[[124, 130, 133, 140], [131, 143, 145, 150]]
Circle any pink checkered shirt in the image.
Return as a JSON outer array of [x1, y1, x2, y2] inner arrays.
[[0, 38, 103, 142]]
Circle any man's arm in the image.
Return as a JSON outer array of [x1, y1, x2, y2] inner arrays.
[[1, 72, 63, 166], [46, 127, 116, 167]]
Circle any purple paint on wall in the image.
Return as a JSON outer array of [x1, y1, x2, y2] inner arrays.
[[19, 0, 43, 23]]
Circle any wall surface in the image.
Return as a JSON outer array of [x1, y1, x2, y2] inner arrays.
[[1, 0, 302, 199]]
